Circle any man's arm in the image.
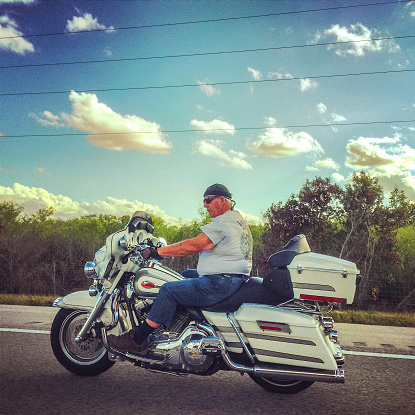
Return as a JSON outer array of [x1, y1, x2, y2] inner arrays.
[[157, 233, 214, 257]]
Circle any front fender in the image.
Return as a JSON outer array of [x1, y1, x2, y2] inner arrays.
[[53, 290, 116, 327], [53, 290, 98, 311]]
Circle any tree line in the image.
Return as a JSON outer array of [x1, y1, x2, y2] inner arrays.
[[0, 172, 414, 311]]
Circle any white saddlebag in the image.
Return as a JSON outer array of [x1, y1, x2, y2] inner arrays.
[[234, 304, 338, 370]]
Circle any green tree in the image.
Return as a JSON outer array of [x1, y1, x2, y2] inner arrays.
[[260, 177, 342, 273]]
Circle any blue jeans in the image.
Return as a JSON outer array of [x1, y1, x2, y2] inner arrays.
[[147, 272, 245, 327]]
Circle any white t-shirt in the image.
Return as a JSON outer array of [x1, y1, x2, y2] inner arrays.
[[197, 210, 253, 276]]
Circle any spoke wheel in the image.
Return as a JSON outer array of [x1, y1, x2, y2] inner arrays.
[[51, 308, 114, 376]]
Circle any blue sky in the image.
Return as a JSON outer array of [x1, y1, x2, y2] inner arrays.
[[0, 0, 414, 224]]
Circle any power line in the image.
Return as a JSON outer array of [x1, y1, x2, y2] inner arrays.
[[1, 35, 413, 70], [2, 119, 414, 139], [1, 68, 413, 97], [0, 1, 409, 40]]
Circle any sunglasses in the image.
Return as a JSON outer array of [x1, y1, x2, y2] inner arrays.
[[203, 196, 221, 204]]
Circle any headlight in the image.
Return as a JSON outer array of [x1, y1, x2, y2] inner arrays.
[[84, 260, 98, 278]]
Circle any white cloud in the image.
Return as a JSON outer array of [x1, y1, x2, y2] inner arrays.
[[238, 210, 263, 225], [267, 69, 293, 80], [190, 119, 235, 135], [299, 78, 318, 92], [246, 121, 323, 158], [264, 116, 277, 127], [194, 140, 252, 169], [34, 167, 52, 176], [197, 80, 220, 96], [377, 171, 415, 201], [247, 67, 262, 81], [0, 15, 34, 54], [405, 1, 415, 17], [345, 135, 414, 171], [332, 173, 345, 182], [66, 12, 114, 33], [306, 158, 340, 171], [0, 183, 182, 224], [0, 183, 264, 225], [30, 110, 65, 127], [32, 91, 172, 153], [331, 113, 346, 122], [317, 103, 327, 114], [345, 135, 415, 201], [314, 23, 400, 57], [316, 103, 346, 123]]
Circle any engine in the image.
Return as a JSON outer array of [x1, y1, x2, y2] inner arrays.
[[149, 325, 215, 373]]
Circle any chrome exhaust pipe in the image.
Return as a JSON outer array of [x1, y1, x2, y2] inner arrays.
[[222, 353, 345, 384]]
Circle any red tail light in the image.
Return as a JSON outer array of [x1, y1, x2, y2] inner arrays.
[[300, 294, 347, 303]]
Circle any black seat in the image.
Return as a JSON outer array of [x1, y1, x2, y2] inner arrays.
[[199, 277, 291, 313]]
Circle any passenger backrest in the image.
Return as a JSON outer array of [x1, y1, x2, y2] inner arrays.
[[268, 234, 311, 267]]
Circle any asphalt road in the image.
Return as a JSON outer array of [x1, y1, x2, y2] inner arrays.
[[1, 305, 414, 415]]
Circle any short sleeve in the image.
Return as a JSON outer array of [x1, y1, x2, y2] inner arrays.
[[200, 218, 224, 246]]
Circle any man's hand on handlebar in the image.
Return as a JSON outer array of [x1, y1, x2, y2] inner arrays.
[[141, 246, 163, 261]]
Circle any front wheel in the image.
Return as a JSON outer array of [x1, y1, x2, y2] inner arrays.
[[249, 374, 314, 394], [50, 308, 114, 376]]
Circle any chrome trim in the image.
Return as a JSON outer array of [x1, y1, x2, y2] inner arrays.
[[119, 235, 128, 251], [334, 344, 345, 366], [221, 352, 345, 383], [75, 290, 111, 342], [53, 297, 63, 307], [253, 366, 345, 384], [199, 337, 225, 353], [292, 282, 335, 292], [227, 313, 255, 364], [89, 285, 99, 297], [293, 265, 356, 277], [84, 260, 98, 278], [196, 323, 217, 337]]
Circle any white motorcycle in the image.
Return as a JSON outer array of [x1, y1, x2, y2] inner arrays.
[[51, 211, 361, 394]]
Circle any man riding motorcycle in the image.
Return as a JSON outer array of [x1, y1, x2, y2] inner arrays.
[[108, 183, 253, 355]]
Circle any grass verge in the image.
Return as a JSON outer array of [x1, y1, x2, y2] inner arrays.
[[331, 309, 414, 327], [0, 294, 58, 307], [0, 294, 414, 327]]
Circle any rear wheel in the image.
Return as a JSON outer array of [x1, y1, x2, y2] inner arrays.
[[249, 374, 314, 394], [51, 308, 114, 376]]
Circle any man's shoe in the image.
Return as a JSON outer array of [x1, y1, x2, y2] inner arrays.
[[107, 330, 148, 355]]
